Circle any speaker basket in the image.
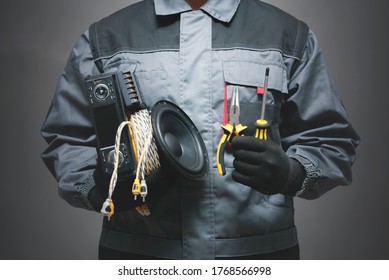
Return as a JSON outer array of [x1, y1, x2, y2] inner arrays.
[[151, 101, 209, 181]]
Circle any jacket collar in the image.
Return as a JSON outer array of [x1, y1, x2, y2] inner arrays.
[[154, 0, 241, 23]]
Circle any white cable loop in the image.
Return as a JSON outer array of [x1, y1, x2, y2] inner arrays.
[[107, 109, 160, 202]]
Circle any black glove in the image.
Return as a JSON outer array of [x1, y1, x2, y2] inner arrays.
[[88, 174, 147, 214], [88, 161, 175, 213], [87, 160, 137, 213], [88, 164, 110, 213], [231, 136, 305, 196]]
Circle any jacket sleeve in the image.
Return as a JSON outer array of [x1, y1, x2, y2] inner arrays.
[[41, 30, 101, 210], [281, 30, 360, 200]]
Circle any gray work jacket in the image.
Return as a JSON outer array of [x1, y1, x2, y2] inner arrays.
[[41, 0, 359, 259]]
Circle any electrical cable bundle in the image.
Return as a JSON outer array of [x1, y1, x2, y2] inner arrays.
[[85, 71, 207, 220], [91, 72, 209, 220], [100, 108, 160, 220]]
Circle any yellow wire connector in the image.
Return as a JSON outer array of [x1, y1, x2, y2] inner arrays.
[[100, 198, 115, 220], [132, 178, 141, 200], [135, 203, 151, 217]]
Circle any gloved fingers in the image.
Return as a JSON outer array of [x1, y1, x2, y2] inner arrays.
[[232, 149, 263, 165], [233, 148, 283, 168], [232, 170, 279, 195], [233, 159, 260, 176], [88, 187, 105, 212], [231, 169, 257, 188], [233, 159, 272, 179], [231, 135, 291, 195], [231, 135, 271, 152]]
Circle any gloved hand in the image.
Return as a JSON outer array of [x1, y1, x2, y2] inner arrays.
[[231, 136, 305, 196], [88, 175, 147, 214], [87, 162, 137, 214], [88, 162, 174, 213]]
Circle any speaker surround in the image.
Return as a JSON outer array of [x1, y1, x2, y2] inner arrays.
[[151, 101, 209, 181]]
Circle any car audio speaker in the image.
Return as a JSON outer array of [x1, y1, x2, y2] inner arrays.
[[151, 100, 209, 181]]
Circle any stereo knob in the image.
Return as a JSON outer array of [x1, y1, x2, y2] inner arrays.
[[94, 84, 110, 101], [107, 150, 124, 167]]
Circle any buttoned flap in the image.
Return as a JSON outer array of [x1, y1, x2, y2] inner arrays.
[[223, 60, 288, 94], [222, 60, 287, 144]]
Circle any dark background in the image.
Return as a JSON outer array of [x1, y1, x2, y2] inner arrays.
[[1, 0, 388, 259]]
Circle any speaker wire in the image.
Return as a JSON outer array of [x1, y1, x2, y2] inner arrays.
[[100, 109, 160, 219]]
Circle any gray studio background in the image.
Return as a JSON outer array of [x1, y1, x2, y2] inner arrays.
[[1, 0, 388, 259]]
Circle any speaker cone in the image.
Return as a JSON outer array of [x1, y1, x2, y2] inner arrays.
[[151, 101, 209, 181]]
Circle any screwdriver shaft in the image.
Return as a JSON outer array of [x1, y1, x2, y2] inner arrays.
[[260, 68, 270, 120]]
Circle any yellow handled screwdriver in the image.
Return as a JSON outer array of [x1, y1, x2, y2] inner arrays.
[[255, 68, 270, 140]]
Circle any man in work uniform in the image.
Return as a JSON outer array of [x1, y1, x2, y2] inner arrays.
[[41, 0, 359, 259]]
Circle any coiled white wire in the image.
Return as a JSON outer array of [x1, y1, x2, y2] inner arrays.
[[130, 109, 160, 178], [106, 109, 160, 203]]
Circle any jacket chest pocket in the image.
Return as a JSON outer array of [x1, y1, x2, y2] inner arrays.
[[222, 60, 287, 145], [103, 56, 171, 110]]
